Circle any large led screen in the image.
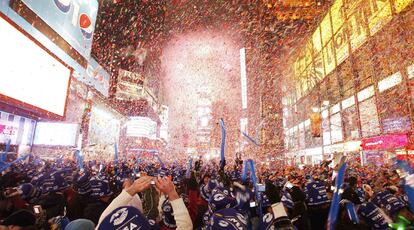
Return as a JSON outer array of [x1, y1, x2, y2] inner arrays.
[[0, 16, 71, 117], [33, 122, 78, 146]]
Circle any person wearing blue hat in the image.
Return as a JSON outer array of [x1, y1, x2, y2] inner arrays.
[[357, 201, 392, 229], [66, 170, 93, 221], [304, 178, 330, 230], [206, 208, 248, 230], [83, 176, 114, 225], [38, 173, 70, 221], [97, 175, 193, 230]]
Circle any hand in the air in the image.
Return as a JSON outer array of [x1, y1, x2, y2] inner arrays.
[[126, 176, 153, 196], [155, 176, 179, 201]]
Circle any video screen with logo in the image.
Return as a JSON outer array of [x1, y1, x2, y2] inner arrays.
[[0, 15, 71, 117]]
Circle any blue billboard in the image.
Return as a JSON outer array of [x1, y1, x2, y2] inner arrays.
[[20, 0, 98, 59]]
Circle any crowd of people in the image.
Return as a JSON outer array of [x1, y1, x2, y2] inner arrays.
[[0, 153, 414, 230]]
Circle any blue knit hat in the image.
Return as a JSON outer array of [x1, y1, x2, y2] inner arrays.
[[64, 219, 95, 230], [17, 183, 42, 203], [258, 212, 278, 230], [207, 208, 247, 230], [304, 181, 329, 206], [73, 171, 91, 195], [208, 190, 238, 213], [98, 206, 150, 230], [90, 177, 113, 198], [41, 174, 70, 194], [372, 191, 406, 216], [358, 202, 390, 229]]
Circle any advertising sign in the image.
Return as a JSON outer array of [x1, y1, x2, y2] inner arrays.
[[116, 69, 145, 100], [126, 117, 157, 139], [323, 40, 336, 75], [72, 58, 110, 97], [382, 117, 411, 133], [20, 0, 99, 59], [367, 0, 392, 35], [361, 134, 408, 150], [0, 15, 71, 117]]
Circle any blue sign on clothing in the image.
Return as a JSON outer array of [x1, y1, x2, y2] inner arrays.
[[20, 0, 98, 59]]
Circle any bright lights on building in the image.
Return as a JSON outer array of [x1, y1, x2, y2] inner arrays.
[[240, 47, 247, 109]]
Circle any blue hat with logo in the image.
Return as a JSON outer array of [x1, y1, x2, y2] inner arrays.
[[73, 171, 91, 195], [373, 191, 406, 216], [207, 208, 247, 230], [304, 181, 329, 206], [258, 212, 278, 230], [90, 177, 113, 198], [41, 174, 70, 194], [208, 190, 238, 213], [358, 202, 390, 229], [98, 206, 151, 230]]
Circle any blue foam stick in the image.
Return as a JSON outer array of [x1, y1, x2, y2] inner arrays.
[[395, 160, 414, 213], [74, 150, 83, 169], [242, 159, 262, 217], [345, 202, 359, 224], [0, 139, 11, 162], [156, 155, 165, 168], [0, 153, 31, 173], [327, 158, 347, 230], [114, 142, 119, 164], [242, 131, 260, 146], [219, 118, 226, 169], [186, 158, 192, 178]]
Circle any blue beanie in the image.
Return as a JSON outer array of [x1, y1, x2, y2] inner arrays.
[[207, 208, 247, 230], [372, 191, 406, 216], [41, 174, 70, 194], [18, 183, 42, 203], [98, 206, 150, 230], [65, 219, 95, 230], [208, 191, 237, 213], [73, 171, 91, 195], [90, 177, 113, 198], [358, 202, 390, 229], [304, 180, 329, 206]]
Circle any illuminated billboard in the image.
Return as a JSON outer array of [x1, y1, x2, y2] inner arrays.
[[291, 0, 413, 99], [34, 122, 78, 146], [0, 15, 71, 117]]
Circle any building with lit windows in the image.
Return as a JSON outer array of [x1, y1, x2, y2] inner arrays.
[[282, 0, 414, 166]]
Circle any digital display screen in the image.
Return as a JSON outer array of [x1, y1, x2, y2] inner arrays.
[[34, 122, 78, 146], [0, 16, 71, 116]]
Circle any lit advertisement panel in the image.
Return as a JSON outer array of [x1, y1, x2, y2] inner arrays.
[[367, 0, 392, 35], [333, 26, 349, 65], [320, 15, 332, 46], [126, 117, 157, 139], [0, 16, 71, 117], [312, 26, 322, 53], [323, 40, 336, 75], [348, 10, 367, 51], [20, 0, 99, 59], [34, 122, 78, 146], [330, 0, 344, 34], [394, 0, 413, 13]]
